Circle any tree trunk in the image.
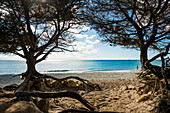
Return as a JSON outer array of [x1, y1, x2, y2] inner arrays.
[[15, 51, 40, 94], [140, 46, 148, 71], [25, 51, 40, 78]]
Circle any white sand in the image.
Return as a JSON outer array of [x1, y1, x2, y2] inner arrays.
[[0, 70, 141, 87], [48, 70, 141, 80]]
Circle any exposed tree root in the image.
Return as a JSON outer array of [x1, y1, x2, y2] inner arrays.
[[15, 91, 95, 111], [13, 73, 100, 112], [43, 75, 102, 91], [137, 43, 170, 112], [144, 43, 170, 80]]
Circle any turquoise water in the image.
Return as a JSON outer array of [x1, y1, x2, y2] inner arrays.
[[0, 60, 161, 75]]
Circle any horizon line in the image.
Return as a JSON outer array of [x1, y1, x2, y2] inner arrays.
[[0, 57, 162, 61]]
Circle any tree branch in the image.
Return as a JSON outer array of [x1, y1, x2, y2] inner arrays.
[[36, 46, 56, 63], [12, 52, 26, 59], [15, 91, 94, 111], [116, 1, 143, 42], [146, 43, 170, 64]]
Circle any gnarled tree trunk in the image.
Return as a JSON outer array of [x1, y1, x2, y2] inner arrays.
[[24, 50, 41, 78], [140, 46, 148, 71]]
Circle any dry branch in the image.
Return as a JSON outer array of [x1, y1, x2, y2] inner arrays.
[[15, 91, 94, 111]]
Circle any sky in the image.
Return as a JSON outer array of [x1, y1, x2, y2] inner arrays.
[[0, 27, 160, 61], [0, 1, 166, 61]]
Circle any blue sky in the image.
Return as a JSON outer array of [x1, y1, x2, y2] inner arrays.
[[0, 1, 166, 61], [0, 26, 160, 61]]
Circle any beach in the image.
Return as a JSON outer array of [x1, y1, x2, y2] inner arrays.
[[0, 70, 161, 113], [0, 0, 169, 112], [0, 70, 141, 87], [49, 79, 156, 113]]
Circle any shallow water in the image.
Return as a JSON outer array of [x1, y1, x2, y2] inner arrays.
[[0, 60, 161, 75]]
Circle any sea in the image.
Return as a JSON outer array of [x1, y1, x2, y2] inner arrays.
[[0, 60, 161, 75]]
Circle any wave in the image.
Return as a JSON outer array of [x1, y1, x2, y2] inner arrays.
[[47, 69, 70, 72]]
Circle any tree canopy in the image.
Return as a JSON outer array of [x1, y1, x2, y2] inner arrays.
[[0, 0, 83, 76], [81, 0, 170, 68]]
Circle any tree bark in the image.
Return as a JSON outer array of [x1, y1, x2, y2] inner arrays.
[[25, 50, 41, 78], [140, 46, 148, 71], [144, 43, 170, 79]]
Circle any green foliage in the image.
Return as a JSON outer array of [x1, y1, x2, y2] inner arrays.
[[137, 74, 157, 80]]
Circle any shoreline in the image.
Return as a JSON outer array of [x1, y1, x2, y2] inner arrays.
[[0, 69, 141, 76], [0, 70, 141, 87]]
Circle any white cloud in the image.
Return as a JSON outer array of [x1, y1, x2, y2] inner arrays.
[[68, 25, 90, 34], [83, 45, 98, 54], [73, 41, 98, 54], [46, 35, 100, 60], [31, 25, 35, 32], [0, 22, 99, 61], [86, 40, 101, 44], [80, 26, 90, 31], [87, 35, 96, 39], [67, 25, 90, 39], [68, 28, 79, 34], [95, 40, 101, 43], [73, 34, 88, 39]]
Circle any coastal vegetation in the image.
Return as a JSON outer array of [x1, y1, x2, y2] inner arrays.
[[0, 0, 170, 113], [0, 0, 80, 78], [81, 1, 170, 110], [0, 0, 99, 112], [80, 0, 170, 70]]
